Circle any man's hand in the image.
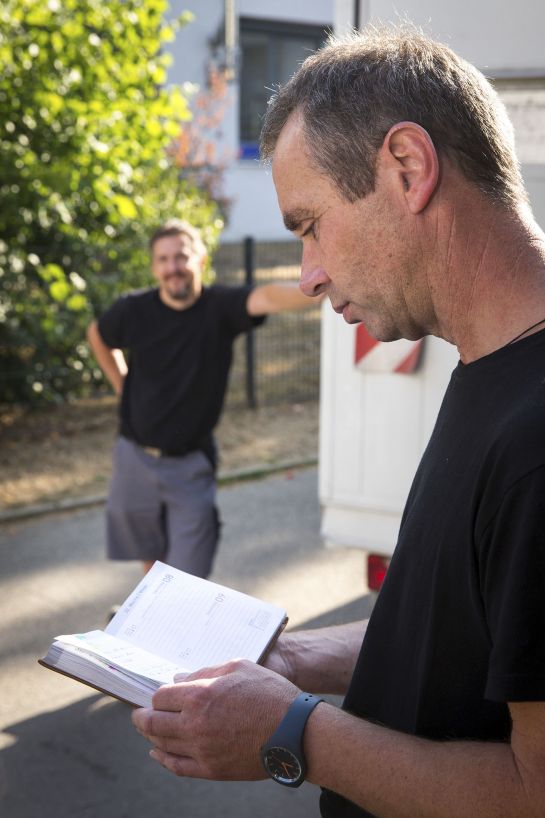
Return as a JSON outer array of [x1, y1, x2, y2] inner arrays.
[[131, 659, 300, 780]]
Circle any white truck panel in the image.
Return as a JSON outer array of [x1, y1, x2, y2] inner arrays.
[[319, 305, 459, 555]]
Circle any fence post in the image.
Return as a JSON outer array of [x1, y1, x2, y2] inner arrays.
[[244, 236, 257, 409]]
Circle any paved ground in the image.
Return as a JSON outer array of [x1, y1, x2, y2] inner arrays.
[[0, 467, 373, 818]]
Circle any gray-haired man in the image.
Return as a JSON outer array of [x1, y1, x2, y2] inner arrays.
[[132, 28, 545, 818]]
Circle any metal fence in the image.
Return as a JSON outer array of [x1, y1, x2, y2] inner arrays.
[[213, 238, 321, 409]]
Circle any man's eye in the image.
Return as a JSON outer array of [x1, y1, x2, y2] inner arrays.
[[302, 222, 316, 239]]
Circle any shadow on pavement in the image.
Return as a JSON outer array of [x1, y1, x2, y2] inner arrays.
[[0, 595, 373, 818], [299, 594, 375, 630], [0, 693, 320, 818], [0, 471, 372, 818]]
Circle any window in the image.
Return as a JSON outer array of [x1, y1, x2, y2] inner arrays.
[[239, 18, 329, 160]]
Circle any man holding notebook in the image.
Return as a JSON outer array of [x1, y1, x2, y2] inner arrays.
[[131, 26, 545, 818]]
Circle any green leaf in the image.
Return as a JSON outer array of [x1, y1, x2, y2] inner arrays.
[[66, 293, 87, 311], [41, 263, 64, 282], [112, 194, 138, 219], [50, 280, 70, 302]]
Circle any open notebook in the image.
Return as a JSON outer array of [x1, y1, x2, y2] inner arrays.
[[39, 561, 288, 707]]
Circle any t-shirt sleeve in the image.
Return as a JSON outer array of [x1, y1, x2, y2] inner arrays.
[[480, 465, 545, 702], [215, 285, 266, 336], [97, 296, 131, 349]]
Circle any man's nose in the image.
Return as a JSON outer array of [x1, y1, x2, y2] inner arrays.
[[299, 263, 330, 297]]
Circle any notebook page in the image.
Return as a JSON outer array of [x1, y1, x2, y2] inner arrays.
[[105, 561, 286, 671], [56, 631, 188, 683]]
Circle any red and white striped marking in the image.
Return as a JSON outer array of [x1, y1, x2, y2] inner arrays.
[[355, 324, 424, 374]]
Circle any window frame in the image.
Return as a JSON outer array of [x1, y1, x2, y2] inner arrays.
[[238, 17, 330, 160]]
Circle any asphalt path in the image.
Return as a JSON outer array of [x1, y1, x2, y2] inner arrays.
[[0, 467, 373, 818]]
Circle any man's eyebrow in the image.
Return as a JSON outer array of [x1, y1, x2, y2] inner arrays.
[[283, 209, 313, 233]]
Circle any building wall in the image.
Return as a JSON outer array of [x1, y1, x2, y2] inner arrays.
[[367, 0, 545, 73], [167, 0, 334, 242]]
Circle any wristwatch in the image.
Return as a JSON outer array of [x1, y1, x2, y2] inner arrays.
[[261, 692, 323, 787]]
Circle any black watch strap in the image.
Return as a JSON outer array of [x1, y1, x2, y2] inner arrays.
[[261, 692, 323, 787]]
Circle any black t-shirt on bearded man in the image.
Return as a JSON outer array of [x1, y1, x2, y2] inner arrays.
[[98, 285, 265, 458], [321, 329, 545, 818]]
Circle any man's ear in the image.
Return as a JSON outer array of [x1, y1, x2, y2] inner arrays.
[[381, 122, 439, 214]]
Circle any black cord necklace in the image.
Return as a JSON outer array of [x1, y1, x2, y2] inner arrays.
[[507, 317, 545, 346]]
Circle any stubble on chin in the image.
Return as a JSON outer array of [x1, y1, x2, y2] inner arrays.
[[163, 274, 193, 302], [168, 286, 192, 302]]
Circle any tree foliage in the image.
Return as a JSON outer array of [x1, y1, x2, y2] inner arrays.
[[0, 0, 223, 404]]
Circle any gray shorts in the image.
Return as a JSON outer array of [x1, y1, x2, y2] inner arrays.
[[106, 436, 220, 577]]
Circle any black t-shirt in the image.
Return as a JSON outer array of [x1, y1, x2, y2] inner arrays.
[[97, 285, 264, 454], [321, 330, 545, 818]]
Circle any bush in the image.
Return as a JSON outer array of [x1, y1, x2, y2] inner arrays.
[[0, 0, 222, 404]]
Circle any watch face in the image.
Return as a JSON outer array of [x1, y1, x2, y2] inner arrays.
[[263, 746, 303, 784]]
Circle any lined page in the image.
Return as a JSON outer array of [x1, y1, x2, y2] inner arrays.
[[105, 562, 286, 671]]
